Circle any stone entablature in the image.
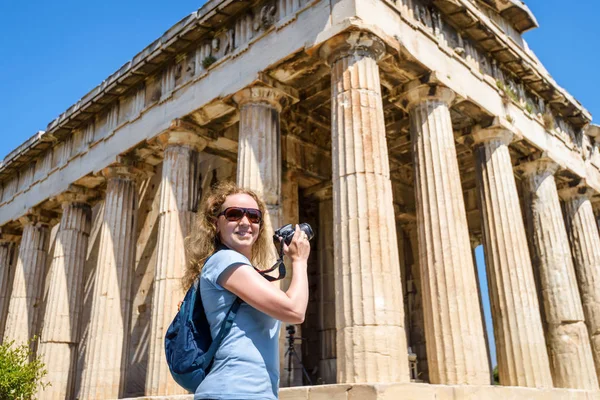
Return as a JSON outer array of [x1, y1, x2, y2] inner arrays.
[[474, 0, 538, 33], [0, 0, 591, 208]]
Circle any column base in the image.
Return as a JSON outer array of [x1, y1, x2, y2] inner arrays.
[[283, 383, 600, 399], [119, 383, 600, 399]]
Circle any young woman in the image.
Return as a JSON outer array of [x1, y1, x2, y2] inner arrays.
[[184, 181, 310, 400]]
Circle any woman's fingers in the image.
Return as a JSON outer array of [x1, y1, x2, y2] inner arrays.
[[283, 225, 310, 260]]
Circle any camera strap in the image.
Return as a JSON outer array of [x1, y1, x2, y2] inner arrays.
[[256, 240, 286, 282]]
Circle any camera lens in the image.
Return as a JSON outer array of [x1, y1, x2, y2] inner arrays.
[[273, 223, 315, 246], [298, 223, 314, 242]]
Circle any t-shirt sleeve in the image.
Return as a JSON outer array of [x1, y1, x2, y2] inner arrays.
[[202, 249, 252, 290]]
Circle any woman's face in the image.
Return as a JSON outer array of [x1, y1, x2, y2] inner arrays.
[[216, 193, 261, 258]]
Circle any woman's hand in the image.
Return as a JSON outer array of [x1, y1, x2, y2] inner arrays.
[[219, 225, 310, 324], [283, 224, 310, 262]]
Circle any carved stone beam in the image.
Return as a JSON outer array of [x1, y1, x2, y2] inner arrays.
[[0, 227, 21, 244], [50, 184, 101, 206], [302, 180, 332, 201], [98, 157, 155, 183], [17, 207, 59, 227], [164, 119, 215, 142], [256, 72, 300, 104]]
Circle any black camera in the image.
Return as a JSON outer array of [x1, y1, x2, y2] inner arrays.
[[286, 324, 296, 335], [273, 223, 314, 246]]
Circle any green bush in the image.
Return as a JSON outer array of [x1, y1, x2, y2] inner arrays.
[[0, 339, 48, 400]]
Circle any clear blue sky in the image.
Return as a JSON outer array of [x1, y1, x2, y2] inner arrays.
[[0, 0, 598, 371]]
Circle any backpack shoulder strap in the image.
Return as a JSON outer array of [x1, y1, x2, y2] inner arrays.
[[202, 297, 242, 369]]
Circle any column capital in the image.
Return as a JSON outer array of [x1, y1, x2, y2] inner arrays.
[[157, 120, 209, 152], [318, 31, 386, 66], [101, 161, 154, 182], [17, 208, 56, 227], [55, 185, 100, 206], [233, 85, 290, 112], [585, 124, 600, 145], [516, 156, 560, 178], [558, 182, 597, 202], [472, 127, 513, 147], [0, 229, 20, 244], [399, 82, 455, 111]]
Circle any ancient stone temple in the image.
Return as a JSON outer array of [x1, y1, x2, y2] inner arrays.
[[1, 0, 600, 399]]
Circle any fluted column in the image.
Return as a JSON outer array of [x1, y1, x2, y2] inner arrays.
[[520, 159, 598, 389], [78, 164, 147, 399], [473, 124, 552, 388], [38, 190, 94, 399], [146, 131, 206, 396], [401, 82, 489, 385], [0, 234, 18, 343], [560, 185, 600, 379], [4, 213, 51, 346], [234, 86, 288, 265], [317, 196, 336, 384], [320, 31, 409, 383]]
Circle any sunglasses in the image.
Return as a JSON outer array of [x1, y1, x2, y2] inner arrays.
[[217, 207, 263, 224]]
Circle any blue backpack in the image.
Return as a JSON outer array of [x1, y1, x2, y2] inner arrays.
[[164, 245, 286, 392], [164, 273, 241, 392]]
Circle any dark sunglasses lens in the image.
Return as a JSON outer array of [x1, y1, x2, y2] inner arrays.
[[246, 209, 262, 223], [224, 208, 244, 221]]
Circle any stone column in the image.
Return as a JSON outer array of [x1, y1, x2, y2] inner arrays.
[[520, 159, 598, 389], [146, 131, 206, 396], [234, 86, 289, 265], [320, 31, 410, 383], [0, 234, 18, 343], [3, 212, 51, 345], [38, 190, 94, 399], [560, 185, 600, 379], [400, 82, 489, 385], [317, 196, 336, 384], [78, 164, 146, 399], [473, 124, 553, 388]]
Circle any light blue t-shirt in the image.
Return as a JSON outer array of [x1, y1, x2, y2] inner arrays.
[[195, 249, 281, 400]]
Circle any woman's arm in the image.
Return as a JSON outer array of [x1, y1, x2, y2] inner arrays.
[[219, 225, 310, 323]]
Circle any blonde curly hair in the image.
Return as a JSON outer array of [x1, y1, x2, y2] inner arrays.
[[183, 181, 273, 290]]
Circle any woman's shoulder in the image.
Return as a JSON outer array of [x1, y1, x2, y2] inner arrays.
[[207, 248, 251, 266], [201, 248, 252, 283]]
